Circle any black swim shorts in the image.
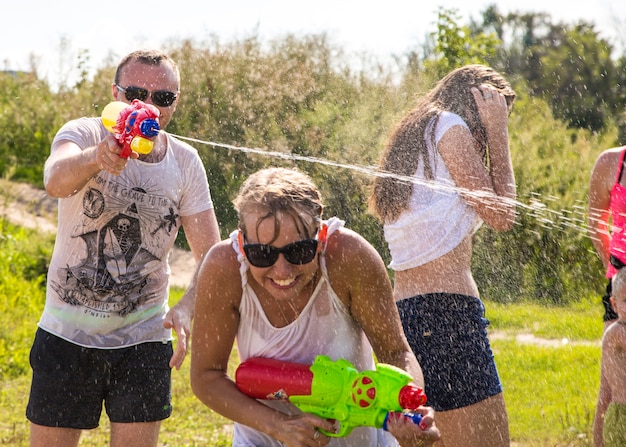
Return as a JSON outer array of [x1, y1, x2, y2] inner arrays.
[[603, 278, 619, 322], [26, 328, 173, 429], [396, 293, 503, 412]]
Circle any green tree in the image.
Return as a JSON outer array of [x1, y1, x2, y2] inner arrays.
[[0, 72, 60, 184], [425, 7, 501, 76], [473, 6, 622, 132], [3, 26, 621, 307], [472, 88, 615, 304], [535, 24, 619, 131], [168, 35, 404, 241]]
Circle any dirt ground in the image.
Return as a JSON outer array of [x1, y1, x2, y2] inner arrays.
[[0, 179, 195, 288]]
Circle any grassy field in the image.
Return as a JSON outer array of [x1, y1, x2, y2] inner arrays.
[[490, 300, 602, 446], [0, 297, 604, 446]]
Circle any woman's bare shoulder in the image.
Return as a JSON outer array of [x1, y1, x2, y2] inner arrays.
[[594, 147, 624, 167], [603, 321, 626, 349], [324, 227, 376, 260], [202, 239, 241, 275]]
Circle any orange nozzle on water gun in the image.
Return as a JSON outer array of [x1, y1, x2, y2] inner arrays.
[[101, 99, 160, 158]]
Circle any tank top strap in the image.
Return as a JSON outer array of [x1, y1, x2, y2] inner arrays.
[[317, 217, 345, 282], [318, 217, 344, 253], [229, 229, 249, 288]]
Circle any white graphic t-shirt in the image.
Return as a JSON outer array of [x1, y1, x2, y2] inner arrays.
[[39, 116, 213, 348]]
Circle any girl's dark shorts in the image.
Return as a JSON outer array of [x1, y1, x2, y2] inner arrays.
[[26, 328, 173, 429], [603, 278, 618, 322], [396, 293, 503, 412]]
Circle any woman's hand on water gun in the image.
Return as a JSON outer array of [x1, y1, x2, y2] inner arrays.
[[386, 406, 440, 447], [273, 412, 335, 447]]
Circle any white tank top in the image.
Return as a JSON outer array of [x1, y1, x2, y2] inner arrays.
[[230, 217, 399, 447], [383, 111, 482, 271]]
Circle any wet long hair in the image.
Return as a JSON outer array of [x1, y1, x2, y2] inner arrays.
[[233, 167, 324, 243], [369, 64, 516, 224]]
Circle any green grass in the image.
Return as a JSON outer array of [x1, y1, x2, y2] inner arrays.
[[0, 286, 238, 447], [487, 301, 601, 446], [0, 297, 603, 446], [496, 341, 597, 446], [487, 300, 604, 341], [0, 221, 605, 446], [0, 221, 51, 379], [0, 358, 234, 447]]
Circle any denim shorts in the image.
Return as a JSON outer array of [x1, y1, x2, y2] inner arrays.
[[396, 293, 503, 411], [26, 328, 173, 429]]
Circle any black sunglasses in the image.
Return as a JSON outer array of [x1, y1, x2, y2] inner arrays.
[[243, 238, 319, 268], [116, 85, 178, 107]]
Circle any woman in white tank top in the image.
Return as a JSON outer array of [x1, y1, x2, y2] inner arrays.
[[191, 167, 440, 447], [370, 64, 517, 447]]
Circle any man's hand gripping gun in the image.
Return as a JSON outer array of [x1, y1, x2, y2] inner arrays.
[[101, 99, 160, 158], [235, 355, 427, 437]]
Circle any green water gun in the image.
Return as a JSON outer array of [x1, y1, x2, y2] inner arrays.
[[235, 354, 427, 437]]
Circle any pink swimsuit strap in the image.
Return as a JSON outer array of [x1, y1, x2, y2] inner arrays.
[[608, 147, 626, 277]]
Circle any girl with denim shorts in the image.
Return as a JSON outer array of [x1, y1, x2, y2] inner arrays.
[[370, 64, 517, 447]]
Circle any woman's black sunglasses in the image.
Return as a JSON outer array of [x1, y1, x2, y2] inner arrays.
[[243, 238, 319, 268], [116, 85, 178, 107]]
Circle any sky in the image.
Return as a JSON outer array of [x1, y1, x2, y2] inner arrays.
[[3, 0, 624, 89]]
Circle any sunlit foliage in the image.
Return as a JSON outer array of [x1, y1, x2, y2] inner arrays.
[[2, 7, 625, 304]]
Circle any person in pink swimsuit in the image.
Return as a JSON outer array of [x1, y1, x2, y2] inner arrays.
[[588, 145, 626, 447]]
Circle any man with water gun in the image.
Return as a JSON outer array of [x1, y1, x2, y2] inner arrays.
[[26, 49, 221, 447]]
